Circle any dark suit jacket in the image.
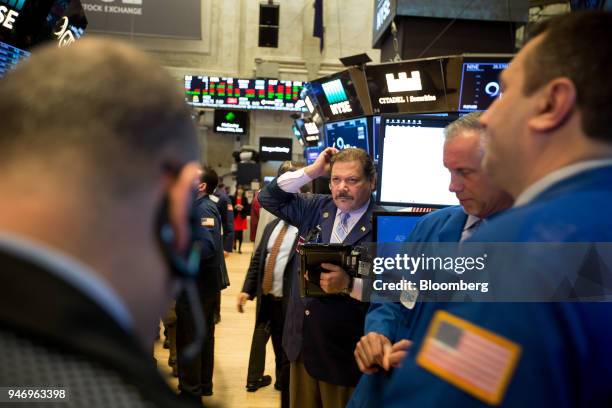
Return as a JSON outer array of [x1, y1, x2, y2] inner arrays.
[[0, 247, 200, 408], [241, 218, 297, 323], [213, 187, 235, 253], [193, 194, 228, 297], [259, 178, 383, 387]]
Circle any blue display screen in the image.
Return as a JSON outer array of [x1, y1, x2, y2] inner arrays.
[[375, 214, 423, 243], [325, 117, 369, 151]]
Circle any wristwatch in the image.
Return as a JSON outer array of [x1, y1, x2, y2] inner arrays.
[[342, 276, 354, 296]]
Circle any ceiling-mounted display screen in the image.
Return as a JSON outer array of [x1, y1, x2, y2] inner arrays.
[[0, 40, 29, 77], [185, 75, 303, 112], [307, 69, 366, 121], [458, 61, 509, 112], [259, 137, 292, 162], [213, 109, 248, 135], [325, 117, 369, 151], [366, 59, 450, 114]]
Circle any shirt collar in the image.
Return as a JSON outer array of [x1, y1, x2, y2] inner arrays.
[[0, 231, 133, 331], [463, 214, 482, 230], [336, 199, 371, 222], [514, 159, 612, 207]]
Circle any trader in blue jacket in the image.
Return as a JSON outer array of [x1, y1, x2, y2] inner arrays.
[[357, 12, 612, 407], [349, 112, 512, 407], [259, 147, 383, 407]]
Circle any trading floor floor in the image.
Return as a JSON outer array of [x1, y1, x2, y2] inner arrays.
[[154, 242, 280, 407]]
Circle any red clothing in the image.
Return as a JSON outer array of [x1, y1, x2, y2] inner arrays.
[[233, 196, 248, 231]]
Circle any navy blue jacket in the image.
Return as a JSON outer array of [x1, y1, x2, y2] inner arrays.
[[259, 178, 382, 386], [362, 166, 612, 407], [212, 188, 234, 253], [193, 194, 228, 296], [350, 206, 466, 408]]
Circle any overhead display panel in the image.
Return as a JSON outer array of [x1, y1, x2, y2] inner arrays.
[[366, 58, 450, 115], [185, 75, 304, 112], [458, 56, 510, 112], [0, 40, 29, 77], [307, 68, 371, 122]]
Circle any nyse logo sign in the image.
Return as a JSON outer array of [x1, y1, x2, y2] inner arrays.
[[0, 0, 26, 31], [386, 71, 422, 93], [375, 0, 391, 31], [330, 101, 352, 116]]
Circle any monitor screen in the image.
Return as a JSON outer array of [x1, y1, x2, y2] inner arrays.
[[366, 59, 450, 115], [377, 114, 459, 207], [458, 62, 508, 112], [307, 69, 365, 121], [185, 76, 303, 111], [324, 117, 369, 151], [305, 144, 323, 165], [259, 137, 292, 161], [373, 211, 427, 243], [370, 115, 381, 162], [213, 109, 248, 134], [0, 40, 29, 78]]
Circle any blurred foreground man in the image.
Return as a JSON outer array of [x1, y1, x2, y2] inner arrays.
[[358, 12, 612, 407], [0, 39, 202, 407]]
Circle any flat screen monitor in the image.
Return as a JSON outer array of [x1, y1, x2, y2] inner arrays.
[[373, 211, 428, 243], [366, 59, 450, 115], [377, 114, 459, 207], [307, 69, 365, 121], [0, 41, 29, 78], [324, 117, 369, 152], [213, 109, 248, 134], [305, 145, 323, 165], [259, 137, 292, 161], [185, 76, 303, 111], [458, 61, 509, 112], [370, 115, 381, 162]]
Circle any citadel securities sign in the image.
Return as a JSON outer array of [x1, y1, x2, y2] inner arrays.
[[81, 0, 201, 39]]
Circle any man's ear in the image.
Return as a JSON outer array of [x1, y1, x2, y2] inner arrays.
[[167, 162, 201, 252], [197, 182, 207, 194], [528, 77, 576, 133]]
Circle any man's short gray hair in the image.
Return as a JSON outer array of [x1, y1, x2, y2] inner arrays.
[[444, 112, 484, 140]]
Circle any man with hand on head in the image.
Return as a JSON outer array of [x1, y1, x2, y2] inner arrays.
[[0, 39, 203, 407], [259, 147, 383, 408]]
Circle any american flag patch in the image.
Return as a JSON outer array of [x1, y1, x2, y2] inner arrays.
[[416, 311, 521, 406]]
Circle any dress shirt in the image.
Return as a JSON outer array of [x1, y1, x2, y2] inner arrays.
[[276, 169, 369, 300], [515, 159, 612, 207], [0, 232, 133, 330], [460, 214, 483, 242], [265, 220, 298, 297]]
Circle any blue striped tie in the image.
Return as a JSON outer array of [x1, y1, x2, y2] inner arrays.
[[333, 212, 351, 243]]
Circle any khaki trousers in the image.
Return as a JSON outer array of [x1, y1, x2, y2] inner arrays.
[[289, 359, 354, 408]]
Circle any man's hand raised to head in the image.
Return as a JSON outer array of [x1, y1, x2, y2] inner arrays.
[[304, 147, 338, 179]]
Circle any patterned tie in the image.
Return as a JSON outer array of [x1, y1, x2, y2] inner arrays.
[[333, 212, 351, 243], [262, 223, 290, 295]]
